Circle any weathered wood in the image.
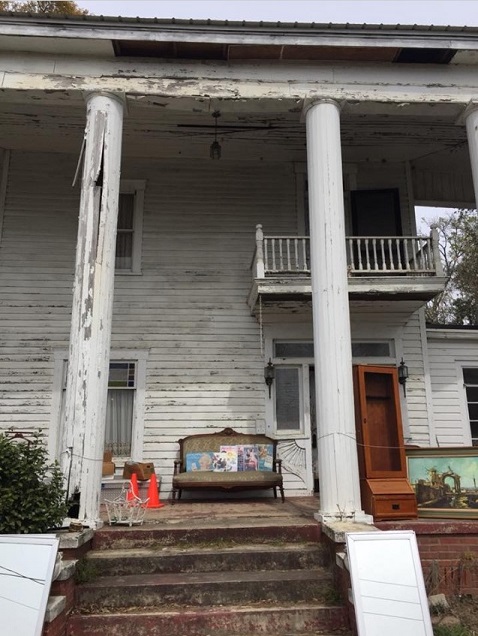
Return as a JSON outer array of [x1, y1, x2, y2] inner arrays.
[[61, 92, 124, 525]]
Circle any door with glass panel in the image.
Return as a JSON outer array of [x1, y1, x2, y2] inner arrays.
[[273, 341, 317, 494]]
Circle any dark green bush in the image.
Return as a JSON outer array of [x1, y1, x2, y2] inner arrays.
[[0, 432, 68, 533]]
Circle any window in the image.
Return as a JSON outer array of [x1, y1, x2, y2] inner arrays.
[[275, 367, 302, 432], [274, 340, 393, 359], [275, 342, 314, 358], [52, 351, 147, 462], [352, 342, 392, 358], [116, 180, 145, 273], [463, 368, 478, 446], [105, 362, 137, 456]]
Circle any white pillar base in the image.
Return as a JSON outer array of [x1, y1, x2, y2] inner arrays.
[[62, 516, 104, 530], [81, 518, 104, 530], [315, 511, 374, 525]]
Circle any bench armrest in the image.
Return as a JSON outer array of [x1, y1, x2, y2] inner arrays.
[[274, 458, 282, 474], [174, 460, 183, 475]]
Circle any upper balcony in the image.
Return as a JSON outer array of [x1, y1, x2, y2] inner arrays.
[[248, 224, 448, 313]]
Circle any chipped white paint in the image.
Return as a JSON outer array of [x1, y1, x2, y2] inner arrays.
[[61, 92, 124, 525], [0, 65, 476, 108], [305, 99, 367, 522], [464, 104, 478, 210]]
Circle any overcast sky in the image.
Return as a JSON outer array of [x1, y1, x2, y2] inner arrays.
[[75, 0, 474, 221], [76, 1, 478, 26]]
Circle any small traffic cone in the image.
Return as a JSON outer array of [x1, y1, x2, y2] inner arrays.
[[146, 473, 165, 508], [127, 473, 139, 501]]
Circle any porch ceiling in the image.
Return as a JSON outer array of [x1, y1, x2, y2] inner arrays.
[[0, 92, 469, 169], [256, 298, 433, 325]]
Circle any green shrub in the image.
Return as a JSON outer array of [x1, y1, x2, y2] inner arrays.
[[0, 432, 68, 533], [433, 626, 473, 636]]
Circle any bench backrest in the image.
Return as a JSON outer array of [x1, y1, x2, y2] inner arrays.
[[177, 427, 277, 472]]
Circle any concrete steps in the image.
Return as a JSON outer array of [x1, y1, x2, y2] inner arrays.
[[76, 567, 333, 609], [68, 604, 350, 636], [85, 542, 328, 576], [67, 519, 350, 636], [90, 519, 321, 550]]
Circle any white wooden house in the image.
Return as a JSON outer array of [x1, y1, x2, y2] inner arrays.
[[0, 12, 477, 525]]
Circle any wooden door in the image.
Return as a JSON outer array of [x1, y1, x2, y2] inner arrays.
[[353, 365, 407, 480]]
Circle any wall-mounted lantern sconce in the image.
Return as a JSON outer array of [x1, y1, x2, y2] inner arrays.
[[398, 358, 409, 397], [264, 358, 275, 399]]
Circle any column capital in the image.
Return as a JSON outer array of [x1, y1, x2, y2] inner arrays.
[[459, 100, 478, 124], [83, 91, 127, 113], [302, 97, 343, 119]]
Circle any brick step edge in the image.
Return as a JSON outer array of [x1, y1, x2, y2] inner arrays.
[[85, 543, 329, 574], [92, 523, 320, 550], [67, 604, 349, 636]]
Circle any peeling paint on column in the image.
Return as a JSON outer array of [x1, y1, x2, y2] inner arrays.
[[61, 92, 124, 525]]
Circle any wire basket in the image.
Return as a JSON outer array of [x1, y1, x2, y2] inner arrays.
[[104, 481, 149, 526]]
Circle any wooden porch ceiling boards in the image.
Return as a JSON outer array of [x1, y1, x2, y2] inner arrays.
[[114, 39, 402, 63], [0, 97, 468, 166]]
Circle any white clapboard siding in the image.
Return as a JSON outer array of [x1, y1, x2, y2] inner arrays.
[[0, 151, 78, 442], [350, 308, 431, 444], [0, 150, 309, 495], [426, 332, 478, 446], [0, 147, 432, 497], [412, 167, 475, 208], [401, 312, 431, 444]]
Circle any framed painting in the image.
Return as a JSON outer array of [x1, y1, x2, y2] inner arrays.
[[406, 447, 478, 519]]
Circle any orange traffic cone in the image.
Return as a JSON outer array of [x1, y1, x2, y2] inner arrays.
[[127, 473, 139, 501], [146, 473, 165, 508]]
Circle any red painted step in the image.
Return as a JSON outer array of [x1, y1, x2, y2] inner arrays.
[[68, 603, 349, 636]]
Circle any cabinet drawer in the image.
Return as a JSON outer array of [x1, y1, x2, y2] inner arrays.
[[371, 495, 417, 520], [361, 478, 417, 520]]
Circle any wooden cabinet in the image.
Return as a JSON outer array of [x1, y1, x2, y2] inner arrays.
[[353, 365, 417, 520]]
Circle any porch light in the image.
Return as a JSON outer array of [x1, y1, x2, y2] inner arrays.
[[210, 111, 222, 160], [264, 358, 275, 399], [398, 358, 409, 396]]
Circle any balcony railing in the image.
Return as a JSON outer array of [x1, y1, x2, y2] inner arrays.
[[251, 224, 444, 279]]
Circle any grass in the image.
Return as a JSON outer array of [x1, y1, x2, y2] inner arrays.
[[74, 557, 99, 584], [433, 626, 474, 636]]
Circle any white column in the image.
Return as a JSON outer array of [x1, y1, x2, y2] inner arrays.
[[465, 105, 478, 210], [62, 92, 124, 526], [305, 99, 370, 523]]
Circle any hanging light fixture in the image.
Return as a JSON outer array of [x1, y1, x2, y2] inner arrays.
[[210, 110, 221, 160]]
